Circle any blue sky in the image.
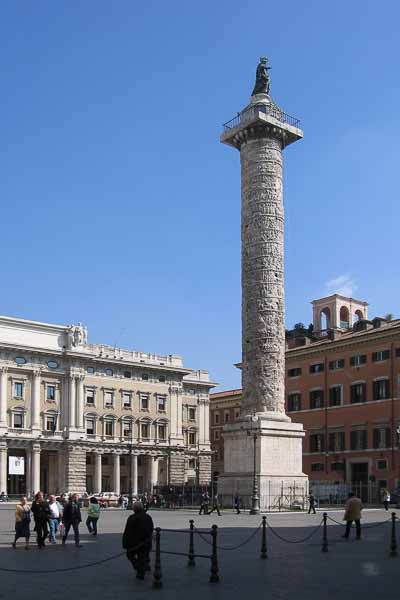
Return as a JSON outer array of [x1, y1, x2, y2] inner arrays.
[[1, 1, 399, 391]]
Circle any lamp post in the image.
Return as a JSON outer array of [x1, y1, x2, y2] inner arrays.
[[245, 416, 260, 515]]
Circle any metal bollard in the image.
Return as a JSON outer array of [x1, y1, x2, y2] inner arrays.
[[188, 519, 195, 567], [321, 512, 328, 553], [152, 527, 163, 589], [209, 524, 220, 583], [260, 516, 268, 559], [390, 512, 398, 558]]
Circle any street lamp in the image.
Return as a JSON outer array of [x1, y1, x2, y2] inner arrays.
[[244, 416, 260, 515]]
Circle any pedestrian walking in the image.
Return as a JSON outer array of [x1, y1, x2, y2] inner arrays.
[[308, 492, 317, 514], [208, 494, 222, 516], [62, 493, 82, 547], [12, 496, 31, 550], [382, 489, 391, 511], [199, 491, 210, 515], [31, 491, 50, 548], [342, 492, 362, 540], [122, 501, 154, 580], [234, 493, 241, 514], [86, 496, 100, 536], [48, 494, 62, 544]]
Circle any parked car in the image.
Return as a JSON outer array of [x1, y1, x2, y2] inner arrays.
[[390, 487, 400, 507]]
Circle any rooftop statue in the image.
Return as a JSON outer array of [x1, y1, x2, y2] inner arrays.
[[251, 57, 271, 96]]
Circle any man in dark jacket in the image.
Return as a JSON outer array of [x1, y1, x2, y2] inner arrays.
[[122, 501, 154, 580], [31, 491, 51, 548], [62, 493, 82, 547]]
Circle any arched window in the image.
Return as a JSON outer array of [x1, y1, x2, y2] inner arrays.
[[121, 416, 134, 439], [85, 412, 98, 436], [320, 307, 331, 330], [42, 409, 59, 432], [339, 306, 350, 328], [354, 309, 364, 324]]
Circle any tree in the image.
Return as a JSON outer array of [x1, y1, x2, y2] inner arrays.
[[385, 313, 394, 321]]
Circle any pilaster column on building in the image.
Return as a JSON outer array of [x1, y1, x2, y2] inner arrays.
[[150, 457, 159, 492], [31, 370, 41, 430], [0, 442, 8, 495], [0, 366, 8, 427], [131, 454, 138, 496], [25, 447, 32, 499], [203, 399, 210, 445], [94, 452, 102, 494], [31, 444, 41, 495], [76, 375, 85, 430], [169, 386, 184, 445], [69, 374, 76, 431], [57, 450, 65, 494], [113, 453, 120, 496]]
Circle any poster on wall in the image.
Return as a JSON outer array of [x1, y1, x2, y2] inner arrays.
[[9, 456, 25, 475]]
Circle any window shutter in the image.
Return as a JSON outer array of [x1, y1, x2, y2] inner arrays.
[[329, 361, 334, 370], [360, 355, 367, 364], [373, 429, 380, 449], [385, 380, 390, 399], [361, 430, 368, 449], [385, 428, 391, 448], [350, 431, 357, 450], [372, 352, 378, 362], [383, 350, 390, 360], [350, 356, 355, 367], [338, 359, 345, 368], [328, 433, 335, 452], [339, 431, 345, 450], [350, 385, 356, 403], [373, 381, 379, 400]]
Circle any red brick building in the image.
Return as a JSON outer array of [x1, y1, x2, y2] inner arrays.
[[210, 295, 400, 493]]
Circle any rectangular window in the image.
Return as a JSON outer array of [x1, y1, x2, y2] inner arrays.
[[396, 348, 400, 358], [287, 393, 301, 412], [329, 386, 342, 407], [158, 424, 166, 440], [288, 367, 302, 377], [331, 462, 345, 471], [46, 416, 56, 431], [86, 389, 95, 405], [350, 354, 367, 367], [188, 459, 196, 469], [372, 427, 391, 449], [140, 393, 149, 410], [311, 463, 324, 472], [377, 459, 388, 470], [141, 423, 149, 438], [309, 433, 325, 453], [309, 363, 324, 374], [86, 419, 95, 435], [350, 383, 367, 404], [214, 430, 220, 441], [104, 391, 114, 407], [188, 431, 196, 446], [350, 430, 368, 450], [14, 413, 24, 429], [157, 395, 167, 412], [372, 350, 390, 362], [310, 390, 324, 409], [188, 407, 196, 421], [158, 375, 166, 383], [14, 382, 23, 398], [328, 431, 345, 452], [122, 392, 132, 408], [373, 379, 390, 400], [122, 420, 132, 438], [142, 373, 149, 381], [224, 411, 230, 423], [329, 359, 345, 370], [46, 385, 56, 401], [104, 421, 114, 437], [214, 412, 220, 425]]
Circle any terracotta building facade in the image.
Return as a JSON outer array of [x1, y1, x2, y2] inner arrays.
[[210, 295, 400, 492]]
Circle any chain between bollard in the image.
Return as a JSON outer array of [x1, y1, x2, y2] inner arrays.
[[321, 512, 328, 553], [260, 516, 267, 559], [152, 527, 163, 589], [209, 525, 219, 583], [188, 520, 195, 567], [390, 512, 398, 558]]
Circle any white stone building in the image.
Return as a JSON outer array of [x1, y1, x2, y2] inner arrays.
[[0, 315, 214, 497]]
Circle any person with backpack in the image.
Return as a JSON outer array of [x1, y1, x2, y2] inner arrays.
[[12, 496, 31, 549], [86, 496, 100, 536]]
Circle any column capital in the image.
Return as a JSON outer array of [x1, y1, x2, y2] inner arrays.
[[0, 365, 8, 375], [0, 441, 8, 451], [32, 368, 42, 378], [32, 443, 41, 453]]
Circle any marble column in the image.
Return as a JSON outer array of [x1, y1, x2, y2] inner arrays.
[[76, 376, 84, 430], [94, 453, 102, 494], [31, 444, 41, 495], [31, 370, 41, 430], [0, 443, 8, 495], [150, 457, 159, 491], [131, 454, 138, 496], [69, 375, 76, 431], [113, 454, 120, 496], [0, 367, 8, 427], [25, 448, 32, 498]]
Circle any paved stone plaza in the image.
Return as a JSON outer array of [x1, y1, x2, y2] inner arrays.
[[0, 506, 398, 599]]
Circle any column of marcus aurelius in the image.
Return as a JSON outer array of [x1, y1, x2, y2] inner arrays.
[[218, 58, 308, 511]]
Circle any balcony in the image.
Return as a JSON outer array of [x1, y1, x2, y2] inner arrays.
[[7, 428, 31, 436], [222, 103, 300, 133]]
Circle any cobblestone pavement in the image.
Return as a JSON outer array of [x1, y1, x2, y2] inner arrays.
[[0, 507, 398, 599]]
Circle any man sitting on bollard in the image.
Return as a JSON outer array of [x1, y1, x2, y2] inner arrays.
[[342, 492, 362, 540], [123, 501, 154, 580]]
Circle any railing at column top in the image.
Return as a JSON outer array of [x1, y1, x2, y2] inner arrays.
[[222, 104, 300, 133]]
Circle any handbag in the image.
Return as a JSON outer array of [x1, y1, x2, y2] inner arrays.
[[58, 522, 65, 537]]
